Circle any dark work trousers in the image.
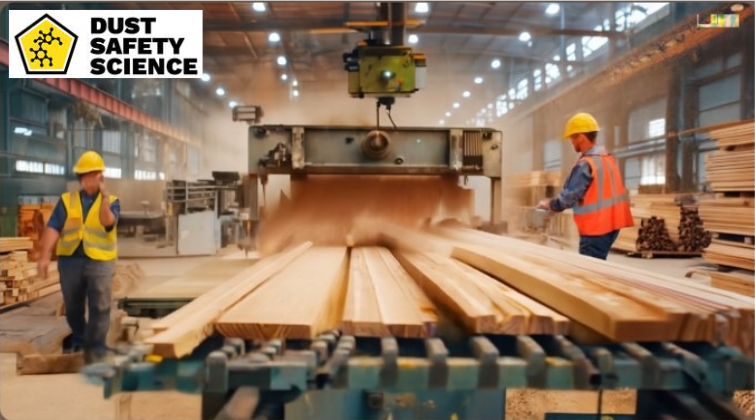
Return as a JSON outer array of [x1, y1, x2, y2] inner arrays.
[[58, 257, 115, 357], [579, 230, 620, 260]]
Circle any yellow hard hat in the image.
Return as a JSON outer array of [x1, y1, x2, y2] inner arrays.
[[562, 112, 600, 139], [73, 151, 106, 174]]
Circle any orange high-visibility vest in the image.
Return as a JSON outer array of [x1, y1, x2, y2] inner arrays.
[[572, 154, 633, 236]]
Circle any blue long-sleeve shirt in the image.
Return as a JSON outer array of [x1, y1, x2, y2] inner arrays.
[[47, 190, 120, 258], [549, 146, 608, 212]]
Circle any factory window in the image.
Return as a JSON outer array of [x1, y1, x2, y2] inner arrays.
[[624, 157, 641, 190], [104, 167, 122, 179], [141, 136, 157, 163], [543, 139, 562, 171], [516, 79, 529, 100], [15, 160, 44, 174], [508, 88, 516, 99], [10, 91, 48, 124], [566, 44, 576, 61], [102, 131, 122, 154], [533, 69, 543, 92], [135, 170, 157, 180], [617, 3, 669, 31], [44, 163, 65, 175], [496, 95, 508, 117], [545, 63, 561, 82], [648, 118, 666, 138], [698, 73, 741, 127], [640, 154, 665, 186], [582, 26, 609, 58]]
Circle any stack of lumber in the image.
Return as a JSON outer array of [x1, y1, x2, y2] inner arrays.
[[396, 251, 569, 335], [17, 204, 55, 262], [435, 226, 754, 356], [215, 247, 348, 340], [700, 121, 755, 270], [613, 194, 710, 254], [1, 251, 60, 307], [636, 217, 677, 251], [699, 271, 755, 298], [506, 170, 562, 188], [342, 247, 437, 337], [0, 237, 34, 253], [678, 207, 713, 252]]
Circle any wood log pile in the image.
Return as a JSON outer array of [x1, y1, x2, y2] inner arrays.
[[700, 121, 755, 270], [17, 204, 55, 262], [1, 250, 60, 307], [144, 225, 754, 359], [613, 195, 710, 254]]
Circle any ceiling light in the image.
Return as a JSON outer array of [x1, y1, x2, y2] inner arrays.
[[545, 3, 560, 15], [487, 103, 493, 109], [292, 80, 299, 87], [553, 55, 561, 61], [408, 34, 419, 44], [731, 3, 745, 12], [201, 73, 211, 82], [474, 76, 483, 84], [519, 32, 532, 42], [292, 89, 300, 97], [445, 112, 451, 117], [268, 32, 280, 43], [215, 87, 225, 96], [281, 74, 288, 81], [567, 65, 574, 72], [462, 91, 471, 98], [481, 109, 487, 114], [439, 119, 445, 125], [252, 2, 266, 12], [415, 2, 429, 13], [453, 102, 460, 109], [277, 56, 287, 66], [491, 59, 501, 69], [228, 101, 238, 108]]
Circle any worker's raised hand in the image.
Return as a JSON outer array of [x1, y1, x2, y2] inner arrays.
[[37, 257, 50, 280], [536, 199, 551, 211], [98, 173, 108, 197]]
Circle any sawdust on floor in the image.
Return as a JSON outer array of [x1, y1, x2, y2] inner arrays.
[[505, 389, 636, 420], [735, 390, 755, 418]]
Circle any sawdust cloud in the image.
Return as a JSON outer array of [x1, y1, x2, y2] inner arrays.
[[256, 176, 474, 254]]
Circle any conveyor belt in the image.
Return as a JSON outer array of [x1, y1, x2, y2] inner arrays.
[[96, 332, 753, 420]]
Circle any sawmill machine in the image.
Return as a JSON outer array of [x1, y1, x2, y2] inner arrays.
[[232, 2, 500, 250]]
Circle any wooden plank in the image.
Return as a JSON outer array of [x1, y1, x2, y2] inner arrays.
[[0, 237, 33, 253], [215, 247, 348, 340], [451, 244, 673, 342], [146, 242, 312, 358], [342, 247, 435, 337]]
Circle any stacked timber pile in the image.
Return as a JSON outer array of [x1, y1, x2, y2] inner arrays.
[[1, 251, 60, 307], [613, 194, 710, 255], [700, 121, 755, 270], [17, 203, 55, 262], [144, 225, 754, 359]]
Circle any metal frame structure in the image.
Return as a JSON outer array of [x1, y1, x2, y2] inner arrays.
[[100, 333, 753, 420]]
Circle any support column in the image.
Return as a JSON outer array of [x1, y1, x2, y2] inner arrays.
[[665, 67, 683, 193]]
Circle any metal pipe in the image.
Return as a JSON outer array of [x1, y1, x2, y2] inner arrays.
[[379, 3, 391, 45]]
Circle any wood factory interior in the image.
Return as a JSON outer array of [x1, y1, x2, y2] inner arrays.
[[1, 1, 755, 419]]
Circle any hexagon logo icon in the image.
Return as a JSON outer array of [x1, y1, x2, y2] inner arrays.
[[15, 14, 78, 74]]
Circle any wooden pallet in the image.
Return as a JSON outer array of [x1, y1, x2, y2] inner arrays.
[[626, 250, 702, 259]]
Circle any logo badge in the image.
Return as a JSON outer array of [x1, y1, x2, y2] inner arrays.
[[14, 13, 78, 74]]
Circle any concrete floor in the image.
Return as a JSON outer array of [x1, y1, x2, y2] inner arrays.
[[0, 244, 712, 420]]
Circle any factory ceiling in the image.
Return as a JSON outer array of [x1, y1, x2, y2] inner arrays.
[[119, 2, 630, 92]]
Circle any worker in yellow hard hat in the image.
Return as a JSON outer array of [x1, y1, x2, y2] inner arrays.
[[537, 113, 633, 260], [37, 150, 120, 363]]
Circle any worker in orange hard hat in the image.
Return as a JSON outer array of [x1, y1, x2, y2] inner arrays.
[[37, 150, 120, 363], [537, 113, 633, 260]]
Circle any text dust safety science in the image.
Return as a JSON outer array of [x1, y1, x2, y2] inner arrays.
[[89, 17, 199, 76]]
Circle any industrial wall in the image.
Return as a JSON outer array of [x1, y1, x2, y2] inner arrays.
[[498, 5, 754, 195]]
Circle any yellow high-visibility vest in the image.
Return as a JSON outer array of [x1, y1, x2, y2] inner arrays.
[[56, 191, 118, 261]]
